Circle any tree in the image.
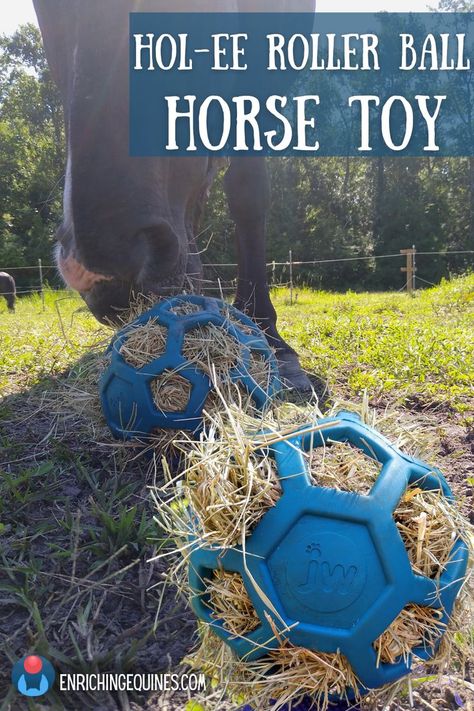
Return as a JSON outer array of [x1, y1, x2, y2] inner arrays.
[[0, 24, 65, 286]]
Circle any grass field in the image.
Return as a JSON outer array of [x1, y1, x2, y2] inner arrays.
[[0, 277, 473, 711], [2, 276, 473, 412]]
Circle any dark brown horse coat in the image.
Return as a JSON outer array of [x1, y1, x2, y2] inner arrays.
[[0, 272, 16, 312], [33, 0, 315, 390]]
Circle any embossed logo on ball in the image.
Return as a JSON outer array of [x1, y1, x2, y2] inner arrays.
[[285, 531, 367, 613]]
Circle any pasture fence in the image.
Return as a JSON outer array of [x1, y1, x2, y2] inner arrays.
[[1, 249, 473, 303]]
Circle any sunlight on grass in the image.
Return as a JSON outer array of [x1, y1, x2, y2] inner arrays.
[[272, 274, 474, 414], [0, 276, 473, 413], [0, 289, 112, 395]]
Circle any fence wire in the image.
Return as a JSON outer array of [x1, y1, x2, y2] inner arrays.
[[1, 250, 472, 299]]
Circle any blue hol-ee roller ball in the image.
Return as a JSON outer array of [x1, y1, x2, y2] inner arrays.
[[188, 411, 469, 702], [100, 294, 281, 440]]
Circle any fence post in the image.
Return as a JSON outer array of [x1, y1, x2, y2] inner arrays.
[[412, 244, 416, 291], [289, 250, 294, 305], [400, 246, 417, 293], [38, 258, 45, 311]]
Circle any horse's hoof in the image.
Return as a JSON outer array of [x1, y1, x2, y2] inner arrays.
[[277, 352, 329, 406]]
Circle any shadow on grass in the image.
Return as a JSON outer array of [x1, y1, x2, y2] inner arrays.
[[0, 355, 196, 711]]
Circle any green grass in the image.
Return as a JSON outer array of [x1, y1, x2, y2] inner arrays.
[[272, 274, 474, 415], [0, 290, 111, 396], [0, 276, 472, 709], [1, 276, 473, 412]]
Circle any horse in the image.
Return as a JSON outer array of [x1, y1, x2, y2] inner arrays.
[[33, 0, 315, 391], [0, 272, 16, 312]]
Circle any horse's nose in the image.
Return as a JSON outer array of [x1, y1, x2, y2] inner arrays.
[[136, 220, 182, 282]]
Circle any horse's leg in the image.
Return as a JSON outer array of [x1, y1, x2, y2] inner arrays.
[[7, 278, 16, 312], [224, 157, 311, 391]]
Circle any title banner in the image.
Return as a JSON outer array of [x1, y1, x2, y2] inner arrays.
[[130, 13, 474, 157]]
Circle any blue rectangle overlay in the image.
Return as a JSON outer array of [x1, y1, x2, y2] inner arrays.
[[130, 13, 474, 157]]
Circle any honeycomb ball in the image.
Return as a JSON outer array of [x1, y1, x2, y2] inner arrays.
[[100, 295, 281, 440], [188, 412, 470, 703]]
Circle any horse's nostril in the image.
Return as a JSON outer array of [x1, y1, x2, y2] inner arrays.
[[137, 221, 182, 278]]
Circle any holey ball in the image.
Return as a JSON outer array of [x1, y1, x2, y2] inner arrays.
[[100, 295, 280, 440], [188, 412, 470, 700]]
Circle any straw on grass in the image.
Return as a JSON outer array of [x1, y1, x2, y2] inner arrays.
[[149, 428, 188, 457]]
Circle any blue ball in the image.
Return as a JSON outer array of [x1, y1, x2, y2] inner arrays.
[[100, 295, 281, 440], [189, 411, 469, 698]]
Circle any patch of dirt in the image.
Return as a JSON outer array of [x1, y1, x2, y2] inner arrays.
[[0, 371, 197, 710], [0, 368, 472, 711]]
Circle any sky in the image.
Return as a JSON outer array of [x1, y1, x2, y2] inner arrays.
[[0, 0, 434, 37]]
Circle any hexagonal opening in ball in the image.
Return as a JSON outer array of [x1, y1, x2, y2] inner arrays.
[[203, 381, 259, 417], [307, 441, 383, 495], [185, 440, 282, 547], [393, 483, 460, 579], [183, 322, 242, 379], [206, 570, 260, 638], [150, 370, 192, 413], [170, 301, 203, 317], [119, 318, 168, 368], [373, 603, 444, 665]]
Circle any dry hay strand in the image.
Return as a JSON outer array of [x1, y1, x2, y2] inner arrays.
[[40, 346, 114, 444], [207, 570, 260, 637], [394, 485, 463, 579], [308, 441, 381, 496], [182, 322, 242, 380], [374, 604, 445, 666], [248, 351, 272, 391], [203, 381, 260, 420], [120, 318, 168, 368], [104, 292, 157, 330], [184, 425, 282, 547], [170, 301, 202, 317], [151, 370, 191, 413], [257, 644, 362, 711], [220, 305, 256, 336], [185, 626, 361, 711], [148, 428, 188, 458]]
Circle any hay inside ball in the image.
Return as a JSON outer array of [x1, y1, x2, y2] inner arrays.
[[99, 295, 280, 441], [160, 407, 472, 711]]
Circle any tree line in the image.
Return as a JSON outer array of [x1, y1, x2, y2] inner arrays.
[[0, 25, 472, 293]]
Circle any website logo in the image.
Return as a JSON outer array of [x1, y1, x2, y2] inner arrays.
[[11, 656, 56, 698]]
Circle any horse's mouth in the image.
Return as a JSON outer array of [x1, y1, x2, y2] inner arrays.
[[57, 244, 189, 324], [57, 245, 113, 293], [80, 272, 188, 325]]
